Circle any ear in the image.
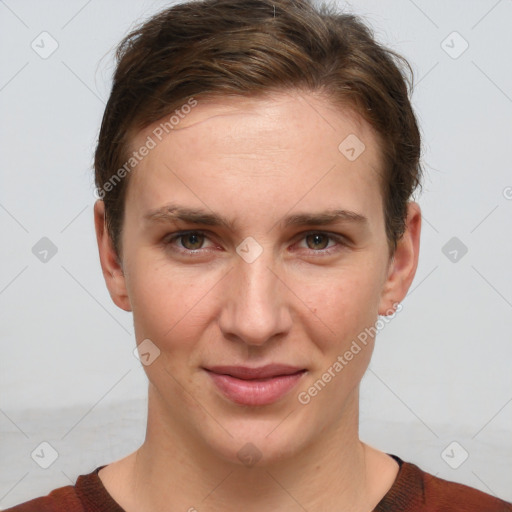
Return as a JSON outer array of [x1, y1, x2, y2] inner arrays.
[[93, 199, 132, 312], [378, 201, 421, 315]]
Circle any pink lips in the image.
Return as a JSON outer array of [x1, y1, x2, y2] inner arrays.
[[204, 364, 306, 406]]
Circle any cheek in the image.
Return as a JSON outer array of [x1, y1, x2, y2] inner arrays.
[[125, 253, 215, 347], [292, 261, 384, 349], [294, 269, 382, 415]]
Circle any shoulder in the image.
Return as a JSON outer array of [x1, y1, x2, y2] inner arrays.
[[377, 455, 512, 512], [1, 464, 113, 512], [1, 484, 84, 512], [420, 469, 512, 511]]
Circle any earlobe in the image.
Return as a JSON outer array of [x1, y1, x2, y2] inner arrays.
[[378, 202, 421, 315], [93, 199, 132, 312]]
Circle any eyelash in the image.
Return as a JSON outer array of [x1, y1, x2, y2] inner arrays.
[[162, 230, 347, 257]]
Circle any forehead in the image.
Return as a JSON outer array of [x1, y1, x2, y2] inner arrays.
[[134, 91, 379, 156], [126, 91, 384, 225]]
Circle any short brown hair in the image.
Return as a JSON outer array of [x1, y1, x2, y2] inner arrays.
[[94, 0, 422, 258]]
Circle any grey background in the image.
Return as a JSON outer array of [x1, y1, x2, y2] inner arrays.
[[1, 0, 511, 507]]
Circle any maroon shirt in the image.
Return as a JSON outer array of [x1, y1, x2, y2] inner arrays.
[[5, 455, 512, 511]]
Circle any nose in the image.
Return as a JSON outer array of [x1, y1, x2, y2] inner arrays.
[[218, 253, 292, 347]]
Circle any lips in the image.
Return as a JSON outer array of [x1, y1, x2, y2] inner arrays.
[[205, 364, 305, 380], [204, 364, 307, 406]]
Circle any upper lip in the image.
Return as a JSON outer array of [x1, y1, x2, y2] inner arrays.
[[204, 364, 306, 380]]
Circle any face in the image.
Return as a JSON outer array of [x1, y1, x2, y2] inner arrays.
[[95, 90, 420, 466]]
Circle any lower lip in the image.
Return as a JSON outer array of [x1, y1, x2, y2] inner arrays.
[[206, 370, 306, 406]]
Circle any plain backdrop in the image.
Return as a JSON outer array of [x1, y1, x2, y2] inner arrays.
[[1, 0, 511, 507]]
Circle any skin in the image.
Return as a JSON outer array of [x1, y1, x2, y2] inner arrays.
[[94, 90, 421, 511]]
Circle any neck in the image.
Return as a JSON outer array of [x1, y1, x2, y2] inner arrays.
[[104, 385, 393, 512]]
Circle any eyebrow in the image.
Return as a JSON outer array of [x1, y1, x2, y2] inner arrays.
[[143, 203, 368, 230]]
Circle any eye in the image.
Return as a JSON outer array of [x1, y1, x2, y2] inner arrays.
[[162, 230, 347, 257], [296, 231, 346, 254], [304, 233, 332, 250], [164, 230, 215, 252]]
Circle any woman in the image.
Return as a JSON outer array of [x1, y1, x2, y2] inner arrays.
[[6, 0, 511, 510]]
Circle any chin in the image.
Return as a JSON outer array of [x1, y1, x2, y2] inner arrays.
[[194, 411, 314, 469]]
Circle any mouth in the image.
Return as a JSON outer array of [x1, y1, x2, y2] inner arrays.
[[203, 365, 307, 406]]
